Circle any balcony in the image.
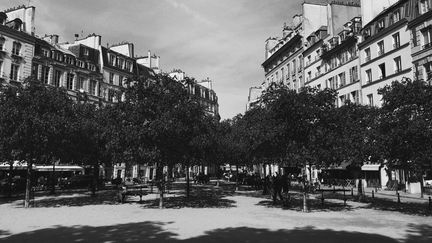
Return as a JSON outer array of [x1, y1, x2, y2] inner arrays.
[[393, 42, 400, 49], [378, 50, 385, 56], [365, 56, 371, 62]]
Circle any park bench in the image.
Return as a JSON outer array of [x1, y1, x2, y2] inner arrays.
[[118, 184, 148, 203]]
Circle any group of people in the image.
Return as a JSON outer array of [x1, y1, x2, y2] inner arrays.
[[263, 173, 290, 204]]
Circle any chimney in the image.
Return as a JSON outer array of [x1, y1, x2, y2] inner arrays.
[[51, 34, 59, 45]]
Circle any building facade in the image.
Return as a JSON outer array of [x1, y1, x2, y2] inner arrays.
[[0, 10, 34, 87], [359, 0, 413, 107]]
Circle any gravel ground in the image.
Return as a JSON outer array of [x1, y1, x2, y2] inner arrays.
[[0, 182, 431, 243]]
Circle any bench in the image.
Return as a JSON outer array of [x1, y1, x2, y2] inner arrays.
[[118, 184, 148, 203]]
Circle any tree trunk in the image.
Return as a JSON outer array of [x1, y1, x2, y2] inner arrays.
[[235, 163, 239, 191], [91, 162, 98, 197], [24, 160, 32, 208], [7, 161, 13, 198], [302, 165, 308, 212], [50, 162, 56, 195], [186, 164, 190, 198], [303, 178, 308, 212]]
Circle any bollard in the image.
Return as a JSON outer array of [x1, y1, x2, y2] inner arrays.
[[372, 190, 374, 199], [351, 187, 354, 196], [321, 191, 324, 206], [397, 192, 401, 204]]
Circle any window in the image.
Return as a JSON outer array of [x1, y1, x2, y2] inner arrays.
[[53, 70, 62, 87], [66, 73, 74, 90], [0, 60, 3, 76], [109, 72, 114, 84], [32, 63, 39, 79], [378, 63, 386, 79], [421, 27, 432, 49], [281, 68, 285, 82], [316, 66, 321, 77], [275, 72, 279, 82], [109, 54, 115, 66], [339, 72, 346, 87], [12, 42, 21, 56], [366, 69, 372, 83], [367, 94, 374, 106], [307, 71, 312, 82], [365, 48, 371, 62], [89, 80, 97, 95], [293, 60, 297, 73], [42, 49, 50, 58], [420, 0, 431, 14], [118, 58, 124, 69], [41, 66, 50, 84], [328, 77, 336, 89], [125, 61, 131, 72], [0, 40, 4, 51], [84, 48, 89, 56], [393, 33, 400, 49], [78, 77, 85, 91], [349, 66, 358, 82], [9, 64, 19, 81], [377, 41, 385, 55], [119, 75, 124, 86], [376, 19, 385, 33], [394, 56, 402, 73], [364, 28, 371, 40], [351, 90, 360, 104], [393, 10, 400, 23]]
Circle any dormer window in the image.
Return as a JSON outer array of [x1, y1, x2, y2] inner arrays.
[[364, 28, 371, 39], [420, 0, 431, 15], [0, 12, 7, 25], [109, 54, 115, 66], [84, 48, 89, 56], [393, 10, 400, 23], [376, 19, 385, 33], [12, 42, 21, 56]]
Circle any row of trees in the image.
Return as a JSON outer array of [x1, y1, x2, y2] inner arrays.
[[0, 75, 222, 208], [224, 78, 432, 211]]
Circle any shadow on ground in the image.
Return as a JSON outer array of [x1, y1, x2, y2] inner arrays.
[[22, 190, 119, 208], [322, 193, 431, 217], [255, 191, 353, 213], [2, 222, 430, 243], [140, 184, 236, 209]]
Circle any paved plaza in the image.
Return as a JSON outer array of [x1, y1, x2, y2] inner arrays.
[[0, 182, 431, 243]]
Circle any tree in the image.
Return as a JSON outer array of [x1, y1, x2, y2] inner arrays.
[[0, 78, 75, 207], [376, 78, 432, 196]]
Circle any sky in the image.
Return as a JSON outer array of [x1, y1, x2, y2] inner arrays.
[[1, 0, 303, 119]]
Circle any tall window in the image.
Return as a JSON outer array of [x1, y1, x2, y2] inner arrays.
[[53, 70, 61, 87], [0, 40, 4, 51], [89, 80, 97, 95], [0, 60, 3, 76], [78, 77, 85, 91], [366, 69, 372, 83], [393, 33, 400, 49], [41, 66, 50, 84], [394, 56, 402, 73], [339, 72, 346, 87], [421, 27, 432, 49], [32, 63, 39, 79], [378, 63, 386, 79], [328, 77, 336, 89], [349, 66, 358, 82], [367, 94, 374, 106], [281, 68, 285, 82], [393, 10, 400, 22], [12, 42, 21, 56], [119, 75, 124, 86], [109, 54, 115, 66], [109, 72, 114, 84], [365, 48, 371, 62], [118, 58, 124, 69], [66, 73, 74, 90], [9, 64, 19, 81], [377, 41, 385, 55]]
